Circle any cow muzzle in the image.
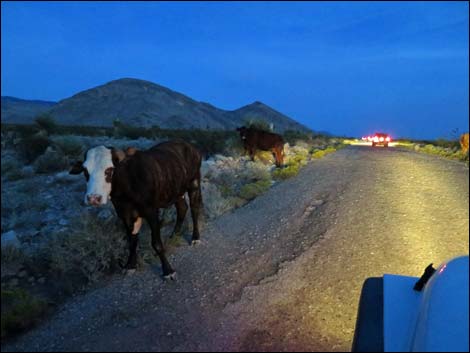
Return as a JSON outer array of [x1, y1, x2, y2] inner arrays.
[[86, 194, 103, 206]]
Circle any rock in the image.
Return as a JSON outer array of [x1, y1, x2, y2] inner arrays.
[[44, 211, 56, 222], [311, 199, 324, 206], [21, 166, 35, 178], [1, 230, 20, 248], [8, 278, 19, 287], [28, 276, 36, 283], [98, 208, 114, 220], [59, 218, 69, 226], [214, 154, 227, 162], [37, 277, 46, 284], [55, 171, 77, 183], [18, 269, 28, 278]]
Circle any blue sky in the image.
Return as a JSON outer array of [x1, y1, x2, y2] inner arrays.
[[1, 1, 468, 139]]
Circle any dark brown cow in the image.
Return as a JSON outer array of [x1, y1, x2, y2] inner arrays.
[[70, 140, 202, 279], [236, 126, 285, 167]]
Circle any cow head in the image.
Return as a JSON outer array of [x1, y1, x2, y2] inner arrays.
[[236, 126, 248, 140], [69, 146, 129, 206]]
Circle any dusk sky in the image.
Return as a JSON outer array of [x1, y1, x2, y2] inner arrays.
[[1, 1, 468, 139]]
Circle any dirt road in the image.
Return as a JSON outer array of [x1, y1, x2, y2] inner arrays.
[[4, 146, 469, 352]]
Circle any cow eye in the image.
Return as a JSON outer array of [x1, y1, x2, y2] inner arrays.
[[104, 167, 114, 183]]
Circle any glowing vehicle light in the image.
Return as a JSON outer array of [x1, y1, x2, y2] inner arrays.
[[379, 137, 384, 142]]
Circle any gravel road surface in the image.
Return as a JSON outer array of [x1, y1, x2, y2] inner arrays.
[[3, 145, 468, 352]]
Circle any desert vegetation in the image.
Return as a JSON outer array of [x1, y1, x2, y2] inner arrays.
[[396, 138, 469, 163], [1, 117, 343, 338]]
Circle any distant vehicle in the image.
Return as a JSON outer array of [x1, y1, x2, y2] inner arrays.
[[352, 255, 469, 352], [366, 133, 391, 147]]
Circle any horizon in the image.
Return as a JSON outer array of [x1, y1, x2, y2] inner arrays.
[[1, 1, 469, 140]]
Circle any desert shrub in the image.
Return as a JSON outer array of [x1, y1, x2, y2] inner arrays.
[[46, 212, 128, 284], [52, 135, 83, 158], [1, 159, 25, 181], [434, 138, 460, 149], [217, 185, 233, 198], [324, 146, 337, 154], [311, 146, 336, 159], [311, 150, 327, 159], [0, 244, 26, 267], [287, 145, 310, 165], [34, 114, 57, 135], [290, 153, 308, 166], [272, 163, 300, 180], [241, 162, 272, 182], [202, 182, 234, 219], [223, 135, 245, 157], [115, 123, 153, 140], [238, 180, 271, 200], [255, 150, 276, 165], [53, 124, 113, 137], [33, 148, 69, 174], [19, 134, 51, 163], [283, 130, 312, 144], [414, 142, 469, 162], [244, 118, 272, 132], [422, 144, 437, 154], [1, 288, 48, 339]]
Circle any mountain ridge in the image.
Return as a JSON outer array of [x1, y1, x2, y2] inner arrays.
[[1, 78, 311, 133]]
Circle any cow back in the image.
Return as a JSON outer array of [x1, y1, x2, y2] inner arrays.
[[245, 128, 284, 151], [111, 140, 202, 210]]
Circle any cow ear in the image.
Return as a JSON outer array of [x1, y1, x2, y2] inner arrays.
[[111, 149, 126, 166], [125, 147, 138, 156], [69, 161, 84, 175]]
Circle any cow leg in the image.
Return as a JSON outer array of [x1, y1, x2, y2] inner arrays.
[[124, 217, 141, 270], [188, 176, 202, 245], [243, 143, 249, 157], [249, 147, 256, 162], [170, 196, 188, 238], [145, 211, 175, 279]]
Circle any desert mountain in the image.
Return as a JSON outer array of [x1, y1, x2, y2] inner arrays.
[[1, 96, 56, 125], [2, 78, 310, 133]]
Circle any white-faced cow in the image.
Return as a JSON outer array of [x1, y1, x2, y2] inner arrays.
[[69, 141, 203, 279]]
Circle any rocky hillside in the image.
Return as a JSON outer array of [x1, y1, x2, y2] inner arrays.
[[1, 96, 56, 124], [1, 78, 310, 133]]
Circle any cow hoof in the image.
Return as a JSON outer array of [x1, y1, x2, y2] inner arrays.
[[163, 272, 177, 281], [191, 239, 201, 246]]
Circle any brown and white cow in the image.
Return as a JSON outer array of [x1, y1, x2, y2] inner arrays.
[[69, 140, 203, 279], [460, 132, 469, 155], [236, 126, 285, 167]]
